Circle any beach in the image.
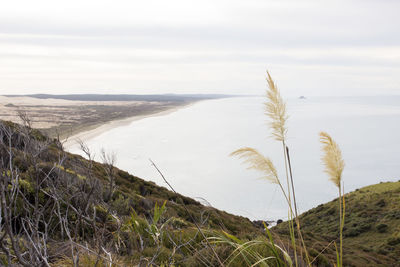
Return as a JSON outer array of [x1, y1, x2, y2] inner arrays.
[[0, 95, 196, 140], [62, 102, 195, 149]]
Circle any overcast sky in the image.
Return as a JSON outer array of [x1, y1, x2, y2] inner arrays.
[[1, 0, 399, 96]]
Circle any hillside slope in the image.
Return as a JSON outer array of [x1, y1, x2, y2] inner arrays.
[[0, 120, 260, 266], [274, 181, 400, 266]]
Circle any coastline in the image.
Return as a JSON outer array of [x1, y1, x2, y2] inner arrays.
[[62, 101, 198, 150]]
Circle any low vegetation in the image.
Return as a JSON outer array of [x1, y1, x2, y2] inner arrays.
[[0, 119, 261, 266], [274, 181, 400, 266]]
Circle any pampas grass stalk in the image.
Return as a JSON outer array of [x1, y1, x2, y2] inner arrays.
[[231, 71, 311, 266], [265, 72, 310, 265], [264, 72, 299, 266], [264, 73, 293, 216], [320, 132, 345, 267], [230, 72, 347, 266], [264, 73, 293, 238]]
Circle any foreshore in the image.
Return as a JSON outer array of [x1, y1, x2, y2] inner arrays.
[[0, 95, 228, 151], [0, 95, 205, 146], [62, 102, 196, 150]]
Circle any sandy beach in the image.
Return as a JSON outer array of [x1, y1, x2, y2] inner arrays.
[[0, 95, 198, 141], [0, 95, 149, 127], [62, 103, 195, 150]]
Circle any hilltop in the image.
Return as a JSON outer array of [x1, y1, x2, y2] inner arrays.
[[274, 181, 400, 266]]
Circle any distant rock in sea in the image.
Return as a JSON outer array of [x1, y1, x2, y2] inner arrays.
[[299, 96, 306, 99]]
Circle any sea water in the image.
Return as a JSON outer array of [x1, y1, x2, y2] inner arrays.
[[67, 96, 400, 221]]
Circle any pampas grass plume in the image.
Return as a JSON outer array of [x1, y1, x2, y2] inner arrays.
[[320, 132, 345, 188], [265, 71, 288, 142], [230, 147, 279, 184]]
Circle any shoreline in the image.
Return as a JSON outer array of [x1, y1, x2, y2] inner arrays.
[[62, 101, 198, 150]]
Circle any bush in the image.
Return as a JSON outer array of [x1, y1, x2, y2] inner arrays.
[[376, 223, 388, 233], [387, 232, 400, 246], [308, 248, 330, 266], [359, 222, 372, 232], [376, 199, 386, 207], [377, 248, 388, 255], [325, 206, 336, 216], [111, 194, 133, 215], [345, 228, 360, 237]]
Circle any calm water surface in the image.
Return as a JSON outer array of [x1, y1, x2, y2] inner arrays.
[[67, 96, 400, 220]]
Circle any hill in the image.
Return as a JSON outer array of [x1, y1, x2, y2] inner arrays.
[[274, 181, 400, 266], [0, 120, 261, 266]]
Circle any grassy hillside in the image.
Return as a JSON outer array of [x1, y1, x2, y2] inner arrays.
[[63, 145, 259, 237], [274, 181, 400, 266], [0, 120, 261, 266]]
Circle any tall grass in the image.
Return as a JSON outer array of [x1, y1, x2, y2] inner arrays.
[[209, 226, 293, 267], [320, 132, 345, 267], [231, 72, 310, 266], [230, 71, 346, 266]]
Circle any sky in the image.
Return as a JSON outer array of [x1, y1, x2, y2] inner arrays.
[[1, 0, 399, 96]]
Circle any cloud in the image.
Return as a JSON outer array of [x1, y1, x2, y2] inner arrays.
[[0, 0, 399, 95]]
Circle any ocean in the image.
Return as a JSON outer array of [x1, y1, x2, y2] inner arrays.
[[67, 95, 400, 221]]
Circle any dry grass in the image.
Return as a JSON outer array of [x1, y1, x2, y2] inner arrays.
[[320, 132, 345, 188], [230, 147, 279, 184], [265, 71, 288, 142], [52, 253, 126, 267], [231, 72, 309, 267], [320, 131, 346, 267]]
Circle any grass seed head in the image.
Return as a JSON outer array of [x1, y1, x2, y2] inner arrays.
[[265, 71, 288, 142], [320, 132, 345, 188], [230, 147, 279, 184]]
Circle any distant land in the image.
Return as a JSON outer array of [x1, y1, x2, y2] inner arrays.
[[5, 93, 236, 102], [0, 94, 234, 139]]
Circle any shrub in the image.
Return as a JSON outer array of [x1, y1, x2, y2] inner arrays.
[[377, 248, 388, 255], [54, 253, 125, 266], [387, 232, 400, 246], [376, 223, 388, 233], [345, 228, 360, 237], [376, 199, 386, 207], [308, 248, 330, 267]]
